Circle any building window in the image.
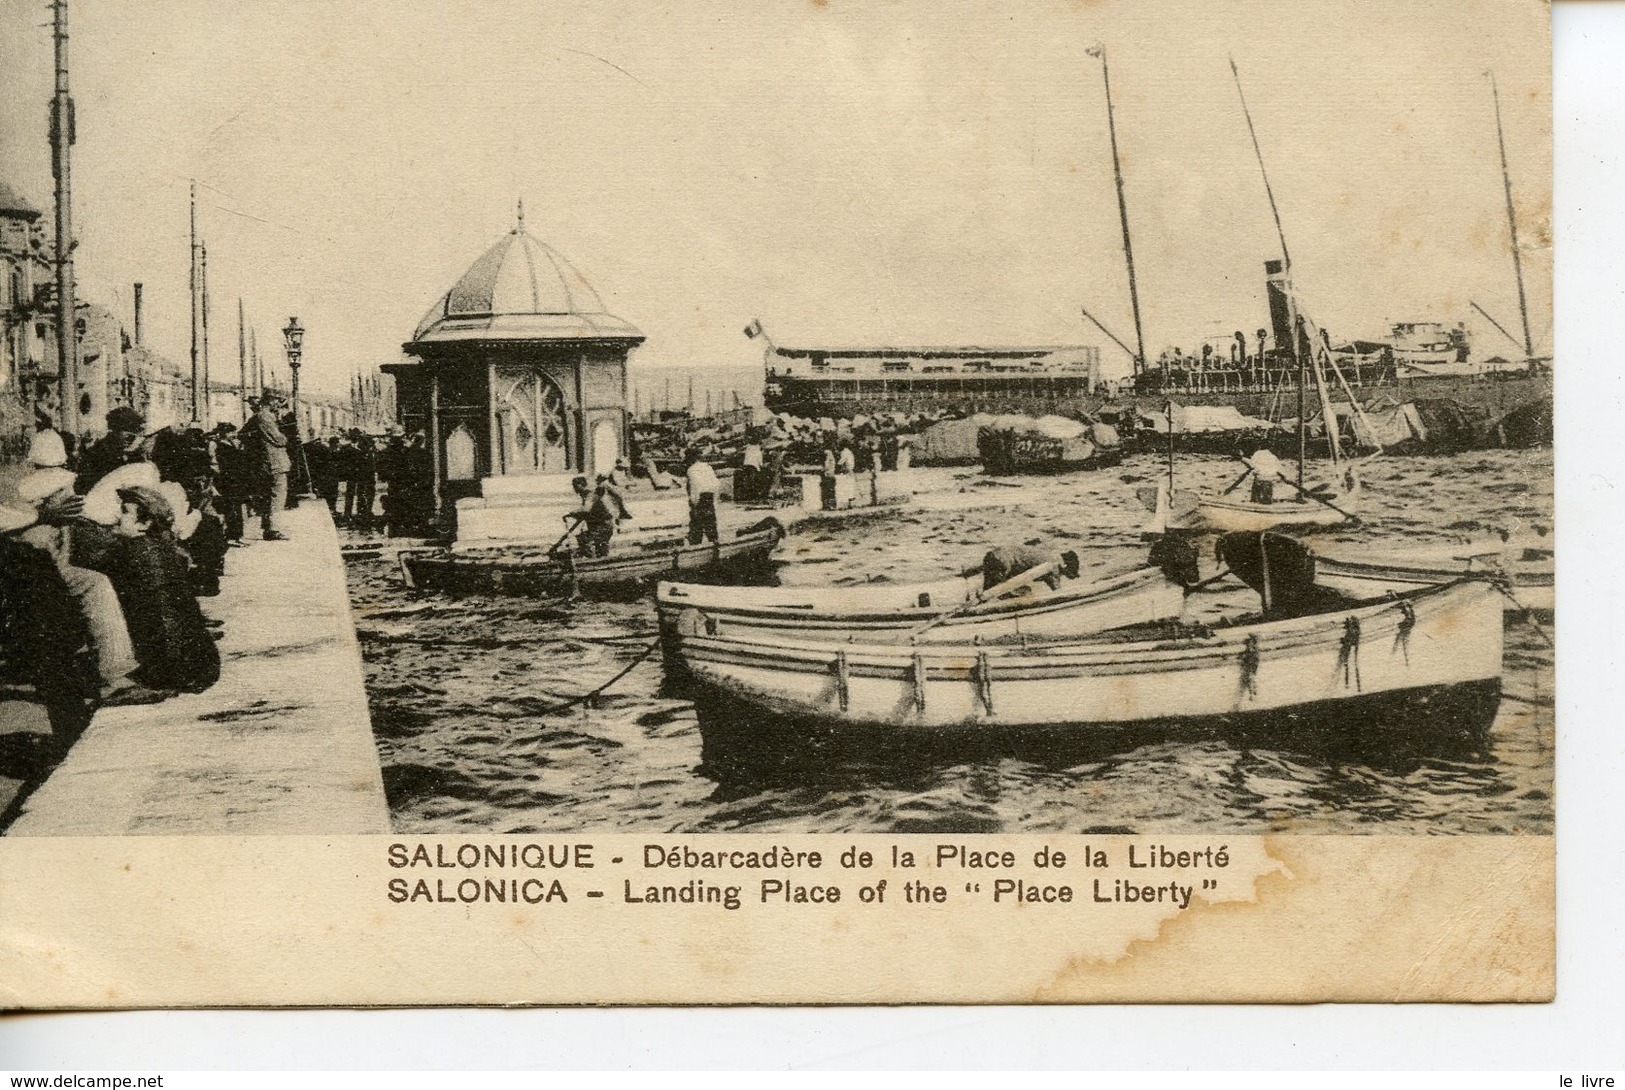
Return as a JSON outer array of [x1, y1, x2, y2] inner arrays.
[[445, 423, 477, 480]]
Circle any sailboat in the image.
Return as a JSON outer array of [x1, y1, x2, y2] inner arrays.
[[1146, 59, 1364, 535]]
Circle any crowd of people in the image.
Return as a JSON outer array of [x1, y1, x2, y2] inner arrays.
[[0, 398, 424, 754]]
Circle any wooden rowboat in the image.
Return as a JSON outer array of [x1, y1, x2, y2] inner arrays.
[[1189, 478, 1360, 532], [676, 579, 1502, 743], [657, 564, 1185, 652], [1313, 545, 1553, 615], [398, 519, 784, 599]]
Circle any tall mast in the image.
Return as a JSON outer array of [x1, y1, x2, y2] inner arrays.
[[238, 297, 248, 420], [1231, 57, 1307, 490], [189, 180, 200, 421], [1490, 70, 1534, 359], [200, 241, 211, 426], [50, 0, 79, 437], [1090, 44, 1147, 377]]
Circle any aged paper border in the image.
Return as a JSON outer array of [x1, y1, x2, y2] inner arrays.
[[6, 0, 1612, 1059]]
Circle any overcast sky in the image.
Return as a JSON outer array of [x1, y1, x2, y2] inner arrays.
[[0, 0, 1551, 392]]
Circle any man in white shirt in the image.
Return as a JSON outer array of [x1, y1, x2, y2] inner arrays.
[[683, 449, 721, 544]]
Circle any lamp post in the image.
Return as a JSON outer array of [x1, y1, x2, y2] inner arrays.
[[282, 316, 310, 498], [282, 316, 304, 439]]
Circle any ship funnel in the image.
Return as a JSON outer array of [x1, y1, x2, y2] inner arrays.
[[1264, 260, 1292, 359]]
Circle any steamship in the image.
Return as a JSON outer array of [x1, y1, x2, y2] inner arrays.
[[760, 342, 1105, 419]]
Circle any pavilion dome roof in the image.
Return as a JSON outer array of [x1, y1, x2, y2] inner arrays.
[[409, 216, 642, 347], [0, 177, 42, 219]]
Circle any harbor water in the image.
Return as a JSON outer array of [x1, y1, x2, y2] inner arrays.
[[345, 448, 1553, 836]]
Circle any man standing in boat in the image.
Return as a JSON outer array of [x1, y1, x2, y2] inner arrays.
[[684, 449, 720, 545], [577, 475, 631, 558], [1247, 448, 1283, 504]]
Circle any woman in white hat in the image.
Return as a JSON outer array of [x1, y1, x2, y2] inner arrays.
[[11, 446, 151, 706]]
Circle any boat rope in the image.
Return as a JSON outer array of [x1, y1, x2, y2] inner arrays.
[[1338, 615, 1363, 691], [527, 636, 663, 715], [1490, 577, 1554, 649], [1392, 600, 1416, 664], [568, 631, 664, 645], [1239, 634, 1260, 698], [975, 651, 995, 715]]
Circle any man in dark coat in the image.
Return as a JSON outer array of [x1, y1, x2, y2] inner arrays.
[[210, 423, 250, 543], [304, 434, 338, 515], [280, 412, 308, 508], [240, 397, 291, 540], [75, 406, 147, 492], [346, 432, 378, 531]]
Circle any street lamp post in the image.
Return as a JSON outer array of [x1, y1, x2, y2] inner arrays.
[[282, 316, 304, 439], [282, 316, 309, 498]]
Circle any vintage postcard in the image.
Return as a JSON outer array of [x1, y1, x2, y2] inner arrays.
[[0, 0, 1552, 1007]]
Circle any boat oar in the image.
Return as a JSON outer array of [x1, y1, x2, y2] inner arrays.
[[903, 558, 1064, 643], [548, 512, 587, 556], [1271, 471, 1361, 524], [1185, 567, 1237, 593], [1219, 466, 1254, 496]]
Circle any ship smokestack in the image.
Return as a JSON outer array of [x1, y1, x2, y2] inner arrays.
[[133, 283, 143, 346], [1264, 260, 1292, 359]]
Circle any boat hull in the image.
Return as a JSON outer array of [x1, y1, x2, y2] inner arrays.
[[1315, 553, 1553, 615], [693, 677, 1504, 784], [678, 580, 1502, 735], [400, 523, 784, 599], [658, 566, 1186, 659], [1190, 487, 1358, 532]]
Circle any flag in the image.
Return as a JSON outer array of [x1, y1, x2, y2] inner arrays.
[[1085, 44, 1103, 59], [743, 319, 763, 339]]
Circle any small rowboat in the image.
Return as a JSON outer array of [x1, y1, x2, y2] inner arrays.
[[1313, 545, 1554, 615], [1142, 475, 1361, 535], [676, 578, 1502, 744], [398, 519, 784, 599], [1189, 479, 1360, 532], [657, 564, 1185, 651]]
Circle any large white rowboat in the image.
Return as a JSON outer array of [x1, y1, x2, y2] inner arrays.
[[677, 579, 1502, 739], [657, 564, 1185, 652]]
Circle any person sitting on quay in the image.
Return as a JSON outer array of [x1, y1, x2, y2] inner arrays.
[[87, 480, 221, 695], [11, 430, 163, 708], [1, 502, 98, 747], [164, 480, 228, 598], [683, 448, 721, 545], [75, 406, 150, 493]]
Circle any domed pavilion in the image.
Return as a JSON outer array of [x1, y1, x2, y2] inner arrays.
[[386, 206, 644, 527]]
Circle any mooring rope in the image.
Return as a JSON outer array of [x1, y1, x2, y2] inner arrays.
[[531, 636, 663, 715], [1490, 577, 1554, 650]]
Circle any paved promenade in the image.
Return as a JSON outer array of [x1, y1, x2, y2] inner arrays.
[[7, 501, 390, 835]]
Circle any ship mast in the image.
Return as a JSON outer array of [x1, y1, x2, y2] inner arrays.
[[1489, 70, 1535, 360], [1231, 57, 1320, 488], [1089, 45, 1148, 378]]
